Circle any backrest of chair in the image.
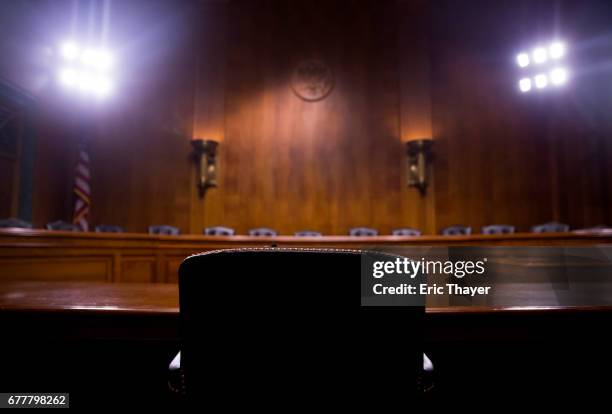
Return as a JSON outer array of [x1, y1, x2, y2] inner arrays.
[[248, 227, 277, 236], [178, 248, 423, 403], [46, 220, 79, 232], [203, 226, 235, 236], [95, 224, 124, 233], [349, 227, 378, 236], [481, 224, 515, 235], [148, 225, 180, 235], [0, 218, 32, 229], [531, 222, 570, 233], [392, 228, 421, 236], [294, 230, 322, 236], [441, 225, 471, 236]]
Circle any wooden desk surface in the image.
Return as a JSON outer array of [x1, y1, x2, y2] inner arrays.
[[0, 282, 179, 314], [2, 281, 611, 315]]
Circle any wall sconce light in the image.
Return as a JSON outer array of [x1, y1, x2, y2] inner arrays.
[[191, 138, 218, 196], [406, 138, 433, 195]]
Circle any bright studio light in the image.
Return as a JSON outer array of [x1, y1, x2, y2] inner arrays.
[[58, 67, 78, 86], [515, 40, 568, 94], [60, 42, 80, 60], [519, 78, 532, 92], [534, 74, 548, 88], [57, 40, 115, 99], [532, 47, 548, 64], [80, 49, 113, 71], [549, 42, 565, 59], [516, 53, 530, 68], [550, 67, 568, 85]]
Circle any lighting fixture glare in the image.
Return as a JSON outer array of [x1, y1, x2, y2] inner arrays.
[[534, 74, 548, 88], [550, 67, 567, 85], [93, 76, 113, 97], [58, 67, 78, 87], [516, 53, 530, 68], [77, 72, 95, 91], [532, 47, 548, 64], [60, 42, 79, 60], [81, 49, 113, 70], [519, 78, 532, 92], [549, 42, 565, 59]]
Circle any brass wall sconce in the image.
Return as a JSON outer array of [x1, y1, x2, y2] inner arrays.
[[406, 139, 433, 195], [191, 139, 218, 196]]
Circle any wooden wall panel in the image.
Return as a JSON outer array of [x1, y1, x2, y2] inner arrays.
[[398, 0, 436, 234], [199, 0, 411, 236], [86, 1, 199, 234], [121, 258, 156, 283], [0, 258, 109, 282], [430, 0, 556, 233]]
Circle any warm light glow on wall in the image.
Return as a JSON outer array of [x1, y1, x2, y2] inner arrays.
[[192, 127, 224, 143], [402, 133, 434, 143]]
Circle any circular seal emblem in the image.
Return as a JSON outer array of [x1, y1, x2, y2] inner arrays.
[[291, 59, 334, 101]]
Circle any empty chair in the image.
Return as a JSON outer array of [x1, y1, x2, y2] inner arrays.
[[46, 220, 80, 232], [177, 248, 426, 403], [203, 226, 235, 236], [441, 225, 471, 236], [349, 227, 378, 236], [531, 222, 569, 233], [248, 227, 278, 236], [148, 225, 180, 235], [295, 230, 322, 236], [0, 218, 32, 229], [481, 224, 515, 235], [392, 228, 422, 236], [95, 224, 124, 233]]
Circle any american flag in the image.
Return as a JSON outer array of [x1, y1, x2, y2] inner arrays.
[[72, 138, 91, 231]]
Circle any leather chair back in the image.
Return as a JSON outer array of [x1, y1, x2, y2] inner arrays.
[[441, 225, 472, 236], [148, 225, 180, 235], [178, 248, 423, 405], [531, 222, 569, 233], [481, 225, 515, 235], [349, 227, 378, 236], [0, 218, 32, 229], [204, 226, 235, 236]]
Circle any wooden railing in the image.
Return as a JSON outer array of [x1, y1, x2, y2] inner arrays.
[[2, 228, 612, 283]]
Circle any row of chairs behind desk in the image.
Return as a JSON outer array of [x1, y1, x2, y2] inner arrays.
[[0, 218, 601, 235]]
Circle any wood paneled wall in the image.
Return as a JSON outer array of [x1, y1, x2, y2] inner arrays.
[[4, 0, 612, 235], [198, 0, 411, 235]]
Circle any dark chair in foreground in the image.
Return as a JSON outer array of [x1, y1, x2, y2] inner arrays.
[[95, 224, 124, 233], [392, 228, 422, 236], [46, 220, 80, 232], [531, 222, 569, 233], [295, 230, 322, 236], [441, 225, 471, 236], [481, 224, 515, 235], [248, 227, 277, 236], [176, 248, 428, 404], [0, 218, 32, 229], [148, 225, 180, 235], [203, 226, 235, 236], [349, 227, 378, 236]]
